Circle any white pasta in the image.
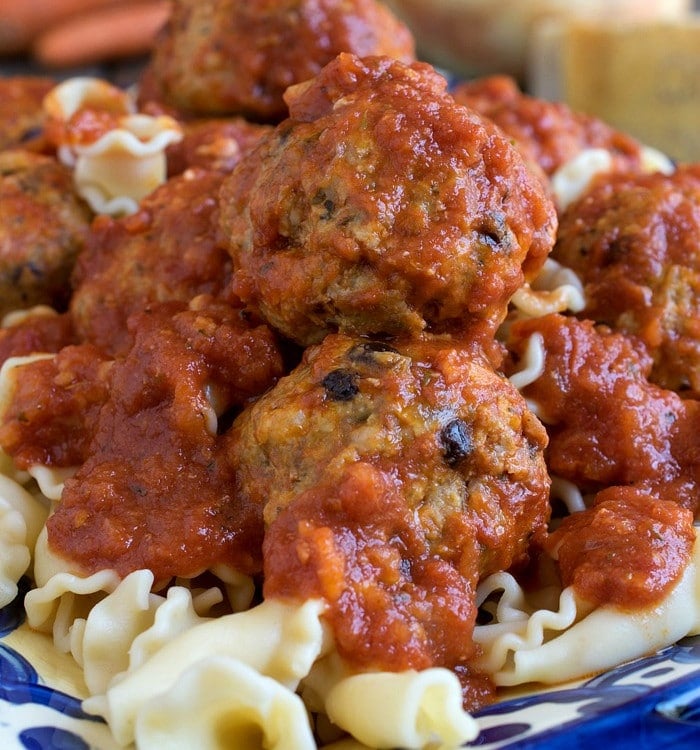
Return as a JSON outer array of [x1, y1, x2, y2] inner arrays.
[[549, 475, 587, 515], [84, 598, 329, 746], [550, 145, 675, 212], [1, 304, 59, 328], [303, 651, 478, 750], [25, 533, 122, 650], [70, 570, 167, 694], [71, 115, 183, 215], [507, 332, 545, 391], [473, 531, 700, 686], [323, 668, 478, 750], [43, 76, 136, 121], [209, 563, 256, 612], [550, 148, 615, 211], [44, 76, 182, 216], [26, 464, 76, 501], [0, 474, 48, 607], [135, 656, 317, 750], [509, 258, 586, 318]]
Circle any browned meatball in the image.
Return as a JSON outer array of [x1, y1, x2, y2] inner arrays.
[[0, 150, 92, 318], [551, 166, 700, 394], [70, 168, 232, 357], [219, 54, 557, 347], [229, 332, 549, 703], [0, 76, 55, 153], [452, 75, 647, 179], [143, 0, 416, 120]]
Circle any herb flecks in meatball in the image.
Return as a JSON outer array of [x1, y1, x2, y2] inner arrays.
[[220, 54, 557, 347]]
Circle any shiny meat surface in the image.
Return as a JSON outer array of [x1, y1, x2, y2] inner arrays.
[[452, 75, 646, 179], [143, 0, 416, 120], [0, 150, 91, 317], [220, 54, 557, 347], [230, 332, 550, 700]]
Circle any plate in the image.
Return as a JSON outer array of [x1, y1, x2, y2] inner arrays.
[[1, 579, 699, 749]]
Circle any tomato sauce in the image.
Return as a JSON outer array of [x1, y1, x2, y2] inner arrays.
[[41, 300, 284, 581], [263, 460, 495, 709], [547, 487, 695, 608]]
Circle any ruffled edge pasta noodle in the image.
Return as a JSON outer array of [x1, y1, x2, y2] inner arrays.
[[44, 77, 182, 215], [473, 532, 700, 686]]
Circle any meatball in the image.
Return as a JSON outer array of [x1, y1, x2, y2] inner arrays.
[[0, 150, 92, 318], [219, 54, 557, 347], [452, 75, 647, 179], [229, 332, 550, 700], [166, 117, 273, 176], [70, 168, 232, 357], [142, 0, 416, 120], [551, 166, 700, 393], [0, 76, 54, 153]]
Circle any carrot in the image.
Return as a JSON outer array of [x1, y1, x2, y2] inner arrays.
[[31, 0, 171, 67], [0, 0, 122, 53]]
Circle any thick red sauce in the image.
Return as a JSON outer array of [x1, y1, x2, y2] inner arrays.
[[547, 487, 695, 608], [0, 343, 111, 467], [507, 313, 699, 609], [263, 460, 495, 709], [40, 301, 284, 581], [0, 312, 76, 368], [507, 314, 699, 509]]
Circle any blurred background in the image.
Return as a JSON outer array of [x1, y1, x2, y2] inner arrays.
[[1, 0, 699, 159]]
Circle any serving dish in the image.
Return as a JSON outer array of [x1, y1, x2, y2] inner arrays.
[[1, 578, 699, 749]]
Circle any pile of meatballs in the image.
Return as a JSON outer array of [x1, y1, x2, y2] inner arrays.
[[2, 0, 699, 710]]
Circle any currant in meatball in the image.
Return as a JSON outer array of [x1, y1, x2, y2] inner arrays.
[[228, 332, 550, 705]]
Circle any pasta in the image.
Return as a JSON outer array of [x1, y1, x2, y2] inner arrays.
[[0, 473, 47, 607], [134, 657, 317, 750], [44, 77, 182, 215], [305, 657, 479, 749], [84, 598, 328, 746], [473, 531, 700, 685]]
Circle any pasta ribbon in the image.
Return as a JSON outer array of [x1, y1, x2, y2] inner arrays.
[[85, 598, 328, 746], [474, 531, 700, 686], [44, 76, 182, 216], [324, 668, 479, 750], [135, 657, 317, 750], [0, 474, 48, 606]]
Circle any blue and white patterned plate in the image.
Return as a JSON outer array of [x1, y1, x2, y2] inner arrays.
[[1, 579, 699, 749]]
